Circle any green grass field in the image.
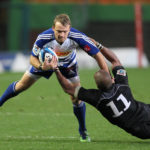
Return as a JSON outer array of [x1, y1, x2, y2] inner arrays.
[[0, 68, 150, 150]]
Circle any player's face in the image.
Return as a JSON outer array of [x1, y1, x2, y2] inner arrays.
[[53, 22, 70, 44]]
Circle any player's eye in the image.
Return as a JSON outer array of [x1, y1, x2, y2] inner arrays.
[[57, 30, 67, 34], [57, 30, 62, 33]]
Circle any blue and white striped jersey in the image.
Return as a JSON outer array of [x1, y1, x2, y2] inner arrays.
[[32, 27, 99, 68]]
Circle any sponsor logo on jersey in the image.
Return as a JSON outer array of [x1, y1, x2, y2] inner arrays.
[[117, 69, 126, 76], [55, 51, 71, 56], [84, 45, 91, 52]]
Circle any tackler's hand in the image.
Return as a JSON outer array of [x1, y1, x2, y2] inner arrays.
[[49, 56, 58, 70]]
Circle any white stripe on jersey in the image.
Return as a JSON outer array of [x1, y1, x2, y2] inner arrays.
[[68, 57, 77, 68], [37, 37, 51, 40], [70, 32, 96, 47], [38, 34, 52, 37], [38, 34, 52, 38], [37, 34, 53, 41], [70, 34, 95, 47], [58, 53, 77, 68]]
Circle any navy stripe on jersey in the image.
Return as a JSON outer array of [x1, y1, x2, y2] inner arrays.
[[59, 52, 76, 67]]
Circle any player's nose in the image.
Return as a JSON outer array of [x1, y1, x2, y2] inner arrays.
[[59, 32, 65, 37]]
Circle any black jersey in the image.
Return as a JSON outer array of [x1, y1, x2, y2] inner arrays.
[[77, 66, 150, 138]]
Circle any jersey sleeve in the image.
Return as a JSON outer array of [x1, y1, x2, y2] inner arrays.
[[31, 44, 41, 57], [112, 66, 128, 85], [31, 28, 54, 57], [74, 86, 101, 108], [69, 28, 100, 56]]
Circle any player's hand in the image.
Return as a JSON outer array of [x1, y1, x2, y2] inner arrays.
[[42, 56, 58, 71]]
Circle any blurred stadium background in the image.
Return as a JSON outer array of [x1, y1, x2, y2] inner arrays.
[[0, 0, 150, 72], [0, 1, 150, 149]]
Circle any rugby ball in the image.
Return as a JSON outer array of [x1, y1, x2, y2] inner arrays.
[[38, 48, 58, 64]]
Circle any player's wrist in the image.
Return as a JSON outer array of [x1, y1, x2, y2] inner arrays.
[[54, 67, 59, 72], [96, 41, 103, 50]]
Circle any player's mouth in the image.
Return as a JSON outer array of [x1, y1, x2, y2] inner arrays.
[[58, 37, 65, 42]]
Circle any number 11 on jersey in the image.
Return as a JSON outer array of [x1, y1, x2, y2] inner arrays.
[[106, 94, 131, 118]]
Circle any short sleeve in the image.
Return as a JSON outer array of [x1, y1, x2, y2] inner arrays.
[[112, 66, 128, 85], [76, 87, 101, 108]]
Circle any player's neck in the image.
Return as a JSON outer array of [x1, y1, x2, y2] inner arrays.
[[56, 40, 63, 45], [58, 42, 63, 45]]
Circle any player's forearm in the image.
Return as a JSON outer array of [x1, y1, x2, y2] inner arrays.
[[90, 37, 121, 67], [100, 47, 121, 67], [55, 69, 75, 96], [94, 52, 109, 73], [30, 55, 41, 70]]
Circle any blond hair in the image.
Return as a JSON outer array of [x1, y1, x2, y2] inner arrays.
[[53, 14, 71, 27]]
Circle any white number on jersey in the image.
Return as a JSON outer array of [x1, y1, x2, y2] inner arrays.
[[106, 94, 131, 118]]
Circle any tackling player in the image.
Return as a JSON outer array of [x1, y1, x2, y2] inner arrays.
[[53, 41, 150, 139], [0, 14, 109, 142]]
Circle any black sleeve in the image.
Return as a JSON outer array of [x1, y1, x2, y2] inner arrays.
[[78, 87, 101, 108], [112, 66, 128, 85]]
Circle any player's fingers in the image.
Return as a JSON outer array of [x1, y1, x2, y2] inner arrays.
[[51, 56, 56, 62], [47, 56, 57, 69], [53, 57, 58, 68], [53, 56, 58, 65], [50, 56, 56, 65]]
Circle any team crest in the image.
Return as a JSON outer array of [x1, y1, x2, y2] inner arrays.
[[84, 45, 91, 52], [117, 69, 126, 76], [33, 45, 40, 55]]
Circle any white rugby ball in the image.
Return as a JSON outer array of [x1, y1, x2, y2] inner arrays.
[[38, 48, 58, 64]]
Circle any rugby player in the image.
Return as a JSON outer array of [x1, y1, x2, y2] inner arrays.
[[53, 41, 150, 139], [0, 14, 109, 142]]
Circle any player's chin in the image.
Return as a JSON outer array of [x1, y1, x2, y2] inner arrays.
[[58, 38, 65, 43]]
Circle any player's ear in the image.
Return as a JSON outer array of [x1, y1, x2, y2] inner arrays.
[[69, 25, 71, 31], [52, 25, 55, 30]]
